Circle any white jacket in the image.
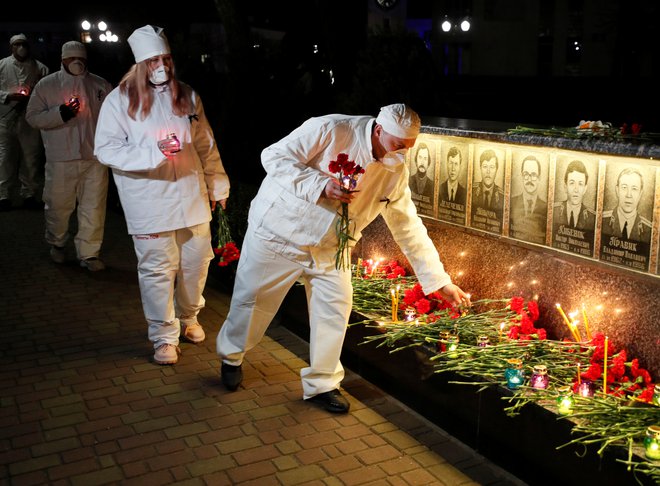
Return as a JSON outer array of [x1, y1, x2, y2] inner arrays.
[[0, 55, 49, 124], [253, 114, 451, 294], [25, 66, 112, 162], [93, 83, 230, 235]]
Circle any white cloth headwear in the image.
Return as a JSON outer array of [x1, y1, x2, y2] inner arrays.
[[375, 103, 421, 139], [127, 25, 170, 63], [10, 34, 27, 45], [61, 41, 87, 59]]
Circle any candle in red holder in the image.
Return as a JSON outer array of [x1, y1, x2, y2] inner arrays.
[[158, 132, 181, 155]]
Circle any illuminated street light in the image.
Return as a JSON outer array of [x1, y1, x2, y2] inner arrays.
[[441, 19, 452, 32], [460, 19, 471, 32], [81, 20, 91, 30]]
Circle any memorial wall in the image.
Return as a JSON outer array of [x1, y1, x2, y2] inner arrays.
[[356, 119, 659, 377]]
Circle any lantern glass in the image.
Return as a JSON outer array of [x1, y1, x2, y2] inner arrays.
[[531, 365, 549, 389], [652, 384, 660, 406], [577, 380, 594, 397], [477, 335, 490, 347], [505, 359, 524, 390], [644, 426, 660, 460], [556, 386, 574, 415]]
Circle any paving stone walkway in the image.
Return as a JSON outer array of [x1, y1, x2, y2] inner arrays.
[[0, 205, 528, 485]]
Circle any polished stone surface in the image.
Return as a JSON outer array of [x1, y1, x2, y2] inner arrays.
[[422, 117, 660, 159], [356, 216, 659, 378]]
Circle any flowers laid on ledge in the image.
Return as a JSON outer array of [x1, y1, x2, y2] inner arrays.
[[350, 267, 659, 482], [507, 120, 659, 142]]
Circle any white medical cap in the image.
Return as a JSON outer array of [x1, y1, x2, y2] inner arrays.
[[375, 103, 421, 139], [62, 41, 87, 59], [127, 25, 170, 63], [10, 34, 27, 45]]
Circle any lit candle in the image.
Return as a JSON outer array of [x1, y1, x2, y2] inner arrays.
[[395, 284, 400, 319], [498, 322, 506, 340], [577, 363, 581, 385], [569, 317, 583, 342], [531, 365, 549, 389], [556, 386, 574, 415], [446, 334, 459, 358], [556, 303, 576, 341], [603, 335, 608, 395], [644, 426, 660, 460], [404, 307, 416, 322], [390, 287, 397, 322], [504, 359, 524, 390], [477, 335, 490, 347], [581, 304, 592, 340], [578, 380, 594, 397]]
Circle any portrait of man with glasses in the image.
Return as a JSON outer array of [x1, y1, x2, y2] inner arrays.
[[509, 153, 549, 244]]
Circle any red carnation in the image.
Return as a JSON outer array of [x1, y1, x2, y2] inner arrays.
[[509, 296, 524, 314]]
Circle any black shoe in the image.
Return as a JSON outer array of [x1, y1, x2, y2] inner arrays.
[[22, 196, 44, 210], [305, 389, 350, 414], [0, 199, 11, 211], [221, 363, 243, 391]]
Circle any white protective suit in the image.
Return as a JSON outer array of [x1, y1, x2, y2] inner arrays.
[[94, 83, 230, 348], [0, 54, 49, 201], [25, 66, 113, 259], [217, 114, 452, 398]]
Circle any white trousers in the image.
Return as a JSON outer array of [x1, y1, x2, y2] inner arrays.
[[132, 223, 214, 349], [216, 229, 353, 399], [0, 115, 44, 200], [43, 160, 108, 260]]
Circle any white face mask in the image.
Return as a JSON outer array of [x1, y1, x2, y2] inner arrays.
[[380, 148, 408, 167], [67, 60, 86, 76], [15, 46, 28, 58], [149, 66, 169, 85]]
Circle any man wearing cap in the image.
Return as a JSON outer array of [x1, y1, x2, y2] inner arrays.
[[26, 41, 113, 271], [94, 25, 230, 365], [0, 33, 49, 211], [216, 104, 471, 414]]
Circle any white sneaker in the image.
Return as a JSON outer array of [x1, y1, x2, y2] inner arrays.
[[50, 246, 65, 264], [154, 344, 180, 365], [80, 257, 105, 271], [183, 323, 206, 343]]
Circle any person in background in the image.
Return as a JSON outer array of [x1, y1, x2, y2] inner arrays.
[[216, 103, 471, 414], [94, 25, 230, 365], [26, 41, 112, 271], [0, 33, 49, 211]]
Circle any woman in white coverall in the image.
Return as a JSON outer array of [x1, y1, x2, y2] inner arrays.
[[26, 41, 112, 271], [217, 104, 471, 413], [94, 25, 230, 365]]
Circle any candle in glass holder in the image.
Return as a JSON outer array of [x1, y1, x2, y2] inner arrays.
[[505, 359, 524, 390], [643, 425, 660, 460], [477, 335, 490, 347], [158, 132, 181, 154], [556, 386, 574, 415], [577, 380, 594, 397], [438, 331, 450, 353], [653, 384, 660, 407], [404, 307, 416, 322], [446, 334, 459, 358], [531, 364, 549, 389]]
